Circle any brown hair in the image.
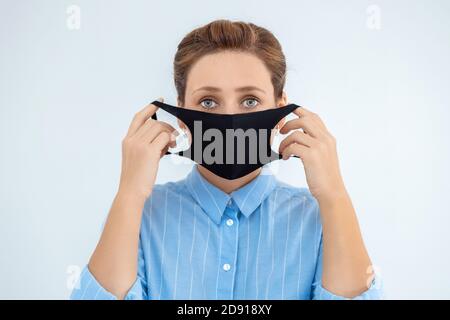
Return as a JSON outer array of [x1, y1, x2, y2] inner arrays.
[[173, 19, 286, 106]]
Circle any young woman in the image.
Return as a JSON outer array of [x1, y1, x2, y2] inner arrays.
[[71, 19, 382, 300]]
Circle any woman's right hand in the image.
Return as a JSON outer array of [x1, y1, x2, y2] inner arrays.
[[117, 97, 177, 200]]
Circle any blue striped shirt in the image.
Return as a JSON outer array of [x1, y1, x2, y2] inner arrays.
[[70, 165, 382, 300]]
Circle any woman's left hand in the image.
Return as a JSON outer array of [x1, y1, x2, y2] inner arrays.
[[278, 107, 346, 202]]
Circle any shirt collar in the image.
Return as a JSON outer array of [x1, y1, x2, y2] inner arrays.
[[184, 165, 277, 225]]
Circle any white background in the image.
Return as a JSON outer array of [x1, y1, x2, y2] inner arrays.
[[1, 0, 449, 299]]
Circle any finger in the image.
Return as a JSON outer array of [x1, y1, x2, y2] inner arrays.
[[161, 144, 170, 156], [293, 107, 328, 132], [151, 131, 172, 154], [136, 118, 177, 141], [139, 122, 177, 148], [126, 97, 163, 137], [281, 143, 309, 160], [158, 121, 178, 140], [292, 105, 314, 118], [279, 117, 322, 138], [279, 130, 315, 154]]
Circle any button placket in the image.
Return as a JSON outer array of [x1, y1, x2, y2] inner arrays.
[[216, 205, 239, 299]]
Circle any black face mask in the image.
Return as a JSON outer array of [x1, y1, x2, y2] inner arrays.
[[151, 100, 301, 180]]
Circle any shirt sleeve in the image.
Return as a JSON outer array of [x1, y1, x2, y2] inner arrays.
[[70, 235, 148, 300], [311, 233, 384, 300]]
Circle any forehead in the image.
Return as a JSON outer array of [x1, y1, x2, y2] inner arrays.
[[185, 51, 273, 93]]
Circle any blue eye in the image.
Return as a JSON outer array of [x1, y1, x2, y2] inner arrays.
[[242, 97, 259, 109], [200, 98, 218, 109]]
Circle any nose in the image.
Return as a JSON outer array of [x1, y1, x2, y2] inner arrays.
[[220, 101, 243, 115]]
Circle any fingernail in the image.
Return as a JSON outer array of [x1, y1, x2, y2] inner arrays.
[[158, 97, 164, 102]]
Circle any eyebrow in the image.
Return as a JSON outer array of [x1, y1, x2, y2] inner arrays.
[[192, 86, 266, 94]]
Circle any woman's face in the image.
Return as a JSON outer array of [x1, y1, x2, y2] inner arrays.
[[176, 50, 287, 149], [181, 51, 287, 113]]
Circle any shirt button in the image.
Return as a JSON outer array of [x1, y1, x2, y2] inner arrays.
[[223, 263, 231, 271], [226, 219, 234, 226]]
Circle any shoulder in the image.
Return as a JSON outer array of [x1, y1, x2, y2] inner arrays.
[[270, 178, 322, 226], [272, 178, 319, 208], [142, 179, 190, 216]]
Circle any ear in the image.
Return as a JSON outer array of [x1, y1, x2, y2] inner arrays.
[[277, 91, 288, 107], [275, 91, 288, 129]]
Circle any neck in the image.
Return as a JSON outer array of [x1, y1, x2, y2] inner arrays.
[[196, 165, 261, 194]]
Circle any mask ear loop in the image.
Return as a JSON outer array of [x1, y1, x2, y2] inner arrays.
[[274, 105, 301, 160], [151, 101, 193, 156]]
